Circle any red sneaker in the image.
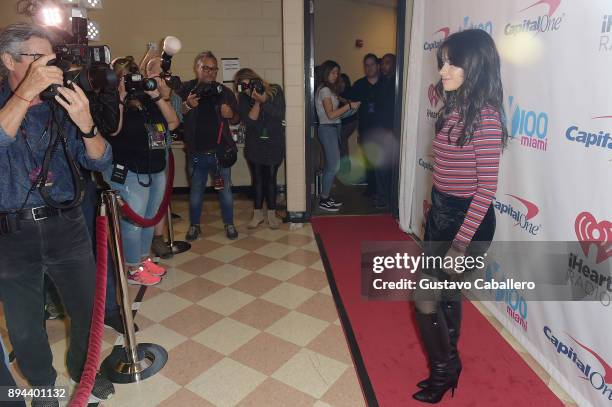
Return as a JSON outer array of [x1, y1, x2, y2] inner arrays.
[[142, 258, 167, 277], [127, 266, 161, 286]]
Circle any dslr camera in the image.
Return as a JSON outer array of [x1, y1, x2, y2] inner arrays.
[[41, 17, 117, 99], [237, 78, 264, 94], [193, 81, 223, 98], [124, 73, 157, 96]]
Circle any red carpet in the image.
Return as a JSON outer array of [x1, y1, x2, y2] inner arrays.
[[312, 214, 563, 407]]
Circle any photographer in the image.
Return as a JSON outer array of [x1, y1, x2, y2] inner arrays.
[[234, 68, 285, 229], [103, 56, 179, 286], [0, 23, 114, 405], [178, 51, 240, 241]]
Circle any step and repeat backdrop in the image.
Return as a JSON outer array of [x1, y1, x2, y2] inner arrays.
[[399, 1, 612, 406]]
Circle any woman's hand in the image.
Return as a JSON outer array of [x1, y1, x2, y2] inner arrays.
[[252, 90, 267, 104], [349, 100, 361, 110], [54, 83, 94, 133]]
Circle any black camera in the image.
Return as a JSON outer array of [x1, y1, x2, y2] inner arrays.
[[124, 73, 157, 96], [237, 78, 264, 94], [41, 17, 117, 99], [194, 81, 223, 98]]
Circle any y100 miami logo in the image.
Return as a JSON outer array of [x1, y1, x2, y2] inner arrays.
[[423, 17, 493, 52], [600, 15, 612, 52], [544, 327, 612, 401], [494, 194, 541, 236], [508, 96, 548, 152], [504, 0, 564, 36], [565, 117, 612, 151], [485, 262, 528, 331]]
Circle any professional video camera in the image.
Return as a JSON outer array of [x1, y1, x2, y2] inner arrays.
[[124, 73, 157, 96], [41, 17, 117, 99], [158, 36, 182, 90], [193, 81, 223, 98], [237, 78, 264, 94]]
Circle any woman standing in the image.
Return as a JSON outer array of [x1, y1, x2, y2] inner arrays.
[[338, 73, 358, 175], [412, 29, 507, 403], [235, 68, 286, 229], [315, 60, 360, 212], [105, 57, 180, 285]]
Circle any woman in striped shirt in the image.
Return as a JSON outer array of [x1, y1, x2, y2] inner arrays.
[[412, 29, 508, 404]]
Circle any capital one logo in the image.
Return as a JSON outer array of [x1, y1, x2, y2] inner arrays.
[[423, 26, 449, 52], [504, 0, 564, 36], [545, 326, 612, 400], [575, 212, 612, 264], [494, 194, 541, 236]]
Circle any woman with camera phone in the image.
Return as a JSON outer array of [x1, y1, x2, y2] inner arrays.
[[104, 56, 179, 286], [315, 60, 360, 212], [234, 68, 286, 229]]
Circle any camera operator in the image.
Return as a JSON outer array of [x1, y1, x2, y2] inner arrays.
[[103, 56, 179, 286], [178, 51, 240, 241], [234, 68, 285, 229], [0, 23, 115, 405]]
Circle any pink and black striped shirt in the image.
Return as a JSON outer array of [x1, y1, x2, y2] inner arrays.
[[432, 106, 503, 251]]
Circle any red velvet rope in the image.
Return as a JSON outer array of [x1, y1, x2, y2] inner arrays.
[[119, 150, 175, 227], [69, 215, 109, 407]]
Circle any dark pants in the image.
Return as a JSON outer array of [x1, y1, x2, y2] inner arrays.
[[248, 161, 280, 210], [0, 339, 26, 407], [0, 207, 95, 386], [359, 127, 377, 193]]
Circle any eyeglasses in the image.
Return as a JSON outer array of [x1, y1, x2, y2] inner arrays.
[[199, 65, 219, 73], [19, 53, 44, 61]]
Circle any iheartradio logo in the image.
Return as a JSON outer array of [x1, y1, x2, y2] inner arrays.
[[575, 212, 612, 264], [423, 200, 432, 219], [428, 84, 440, 107]]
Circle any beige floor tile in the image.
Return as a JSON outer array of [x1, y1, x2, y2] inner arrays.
[[155, 268, 197, 291], [188, 238, 224, 255], [321, 368, 366, 407], [230, 299, 291, 331], [231, 236, 272, 251], [201, 263, 252, 286], [301, 241, 321, 253], [204, 245, 250, 263], [160, 304, 224, 338], [275, 234, 314, 248], [206, 229, 249, 244], [186, 357, 266, 406], [103, 369, 181, 407], [138, 292, 192, 322], [288, 268, 329, 291], [159, 250, 201, 267], [252, 227, 290, 242], [266, 311, 329, 346], [134, 323, 188, 352], [231, 252, 277, 271], [319, 286, 333, 296], [283, 249, 322, 267], [257, 259, 306, 281], [313, 401, 334, 407], [262, 282, 317, 310], [231, 272, 282, 297], [292, 225, 315, 237], [192, 317, 260, 355], [297, 293, 339, 322], [197, 287, 256, 316], [158, 388, 216, 407], [162, 340, 225, 386], [237, 378, 317, 407], [311, 259, 326, 271], [230, 332, 300, 376], [178, 255, 225, 276], [255, 242, 299, 259], [307, 325, 353, 365], [170, 277, 225, 303], [272, 348, 348, 399]]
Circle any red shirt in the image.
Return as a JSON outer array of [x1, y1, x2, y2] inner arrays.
[[432, 106, 503, 251]]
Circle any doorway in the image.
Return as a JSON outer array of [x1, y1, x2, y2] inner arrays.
[[304, 0, 405, 218]]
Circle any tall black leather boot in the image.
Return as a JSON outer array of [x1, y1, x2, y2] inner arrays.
[[412, 311, 458, 404]]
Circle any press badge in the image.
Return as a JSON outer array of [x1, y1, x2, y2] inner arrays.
[[110, 163, 128, 184], [29, 167, 54, 187], [144, 122, 168, 150]]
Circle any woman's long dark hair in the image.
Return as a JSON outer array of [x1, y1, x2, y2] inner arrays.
[[435, 29, 508, 147], [317, 60, 341, 95]]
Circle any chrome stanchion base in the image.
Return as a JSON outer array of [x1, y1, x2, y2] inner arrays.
[[100, 343, 168, 384], [169, 240, 191, 254]]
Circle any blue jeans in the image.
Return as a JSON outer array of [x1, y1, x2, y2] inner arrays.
[[188, 152, 234, 226], [317, 124, 341, 199], [105, 170, 167, 266]]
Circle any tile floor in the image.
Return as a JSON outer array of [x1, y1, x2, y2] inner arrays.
[[0, 195, 576, 406]]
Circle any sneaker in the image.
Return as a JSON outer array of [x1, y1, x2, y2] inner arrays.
[[142, 258, 167, 276], [151, 235, 173, 259], [127, 266, 161, 286], [319, 198, 340, 212], [31, 398, 59, 407], [44, 302, 65, 320], [186, 224, 201, 241], [104, 312, 139, 335], [327, 197, 343, 208], [71, 373, 115, 403], [225, 224, 238, 240]]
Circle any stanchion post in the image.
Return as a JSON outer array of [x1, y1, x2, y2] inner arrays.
[[166, 203, 191, 255], [100, 190, 168, 384]]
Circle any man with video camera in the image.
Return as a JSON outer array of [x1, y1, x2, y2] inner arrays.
[[0, 23, 115, 405], [178, 50, 240, 241]]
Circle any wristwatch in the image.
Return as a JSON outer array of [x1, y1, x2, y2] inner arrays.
[[82, 125, 98, 139]]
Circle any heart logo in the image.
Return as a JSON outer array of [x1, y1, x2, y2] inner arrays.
[[575, 212, 612, 264], [428, 84, 439, 107]]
